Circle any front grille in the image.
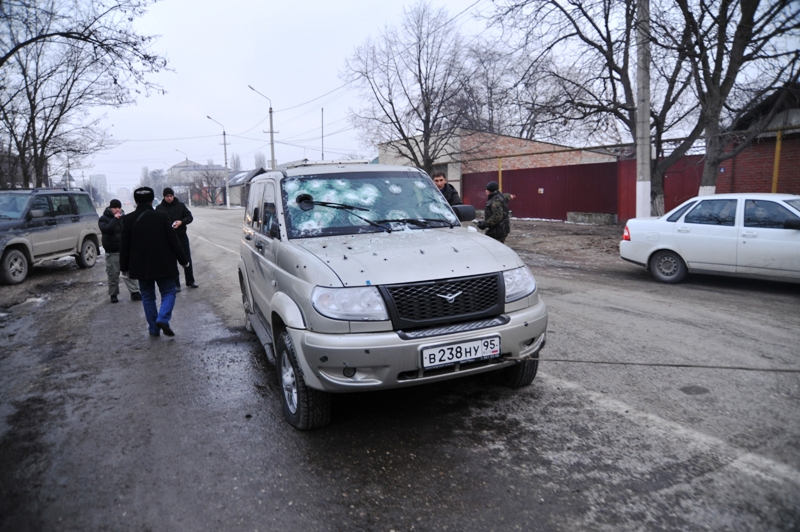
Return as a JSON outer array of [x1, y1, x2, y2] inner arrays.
[[380, 273, 504, 330]]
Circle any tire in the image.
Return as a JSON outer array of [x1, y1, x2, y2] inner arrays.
[[649, 250, 687, 283], [0, 249, 29, 285], [276, 331, 331, 430], [489, 352, 539, 388], [75, 239, 97, 269]]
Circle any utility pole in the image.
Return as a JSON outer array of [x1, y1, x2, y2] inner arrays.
[[321, 108, 324, 161], [635, 0, 652, 217], [206, 116, 229, 209], [248, 85, 277, 170]]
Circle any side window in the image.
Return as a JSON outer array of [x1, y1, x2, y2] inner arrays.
[[247, 183, 265, 232], [666, 201, 697, 222], [73, 194, 95, 214], [261, 183, 277, 237], [31, 195, 52, 215], [744, 200, 799, 229], [51, 195, 74, 216], [684, 199, 737, 226]]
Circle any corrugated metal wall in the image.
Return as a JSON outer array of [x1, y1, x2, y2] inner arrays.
[[463, 163, 618, 220], [465, 156, 705, 223]]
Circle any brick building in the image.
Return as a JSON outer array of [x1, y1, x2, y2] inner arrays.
[[717, 109, 800, 195]]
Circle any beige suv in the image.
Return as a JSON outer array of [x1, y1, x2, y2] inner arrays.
[[0, 188, 101, 284], [239, 163, 548, 429]]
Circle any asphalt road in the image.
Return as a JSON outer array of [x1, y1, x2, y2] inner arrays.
[[1, 207, 798, 531]]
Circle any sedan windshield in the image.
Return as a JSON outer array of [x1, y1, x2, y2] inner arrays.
[[0, 192, 29, 219], [282, 171, 459, 238]]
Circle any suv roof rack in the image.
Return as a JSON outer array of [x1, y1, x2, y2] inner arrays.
[[283, 159, 372, 169]]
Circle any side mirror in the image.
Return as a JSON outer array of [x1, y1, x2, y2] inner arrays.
[[452, 204, 476, 222], [784, 218, 800, 230], [29, 209, 46, 219]]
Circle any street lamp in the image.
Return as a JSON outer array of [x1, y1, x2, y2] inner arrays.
[[248, 85, 277, 170], [206, 115, 229, 209], [175, 149, 191, 207]]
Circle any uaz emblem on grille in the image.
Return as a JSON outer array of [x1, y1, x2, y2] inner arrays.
[[436, 291, 463, 304]]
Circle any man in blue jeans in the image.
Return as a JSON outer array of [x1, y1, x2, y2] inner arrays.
[[120, 187, 190, 337]]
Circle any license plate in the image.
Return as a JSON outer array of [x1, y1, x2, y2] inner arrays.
[[421, 336, 501, 369]]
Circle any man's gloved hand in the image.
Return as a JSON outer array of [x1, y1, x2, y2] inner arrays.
[[183, 262, 190, 268], [477, 221, 486, 230]]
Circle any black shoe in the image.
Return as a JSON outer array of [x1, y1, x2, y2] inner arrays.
[[156, 322, 175, 337], [110, 295, 119, 303], [188, 283, 198, 288], [131, 292, 142, 301], [149, 332, 160, 337], [176, 286, 182, 292]]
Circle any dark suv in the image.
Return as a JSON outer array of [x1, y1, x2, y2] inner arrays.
[[0, 187, 101, 284]]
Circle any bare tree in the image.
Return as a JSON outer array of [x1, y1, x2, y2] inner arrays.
[[343, 1, 469, 174], [230, 152, 242, 172], [0, 0, 167, 187], [254, 151, 266, 170], [494, 0, 800, 210], [190, 160, 225, 205], [0, 0, 167, 75]]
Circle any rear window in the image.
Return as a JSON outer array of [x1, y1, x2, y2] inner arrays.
[[74, 194, 96, 214]]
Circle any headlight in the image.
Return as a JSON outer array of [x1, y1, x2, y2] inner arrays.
[[504, 266, 536, 302], [311, 286, 389, 321]]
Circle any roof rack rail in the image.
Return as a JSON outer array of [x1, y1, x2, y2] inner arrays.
[[283, 159, 372, 169]]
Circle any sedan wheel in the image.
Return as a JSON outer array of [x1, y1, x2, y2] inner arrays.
[[650, 250, 687, 283]]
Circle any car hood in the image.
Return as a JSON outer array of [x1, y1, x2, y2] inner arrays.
[[296, 227, 523, 286]]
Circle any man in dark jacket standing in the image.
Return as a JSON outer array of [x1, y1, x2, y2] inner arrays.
[[477, 181, 514, 243], [121, 187, 190, 337], [98, 199, 141, 303], [432, 171, 462, 206], [156, 187, 197, 290]]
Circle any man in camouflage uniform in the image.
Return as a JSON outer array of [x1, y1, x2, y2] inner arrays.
[[477, 181, 514, 243]]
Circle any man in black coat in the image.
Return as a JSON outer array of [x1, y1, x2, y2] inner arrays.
[[432, 171, 462, 206], [156, 187, 197, 290], [98, 199, 141, 303], [121, 187, 190, 337]]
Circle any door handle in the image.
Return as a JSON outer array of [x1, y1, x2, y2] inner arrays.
[[677, 227, 690, 233], [741, 231, 757, 238], [245, 234, 252, 241], [255, 241, 264, 251]]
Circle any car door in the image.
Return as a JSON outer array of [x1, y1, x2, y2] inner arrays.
[[736, 199, 800, 279], [249, 181, 281, 322], [51, 194, 81, 252], [672, 198, 738, 272], [27, 195, 59, 257]]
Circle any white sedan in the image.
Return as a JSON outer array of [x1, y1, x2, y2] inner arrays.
[[620, 193, 800, 283]]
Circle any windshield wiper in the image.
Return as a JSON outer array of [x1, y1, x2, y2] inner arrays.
[[375, 217, 455, 229], [296, 194, 392, 233]]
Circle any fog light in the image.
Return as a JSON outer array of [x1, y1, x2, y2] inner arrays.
[[343, 367, 356, 378]]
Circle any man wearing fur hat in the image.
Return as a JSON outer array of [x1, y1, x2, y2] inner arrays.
[[98, 199, 142, 303], [121, 187, 190, 337], [476, 181, 515, 243], [156, 187, 197, 290]]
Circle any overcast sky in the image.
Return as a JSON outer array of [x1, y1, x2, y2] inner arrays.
[[84, 0, 494, 194]]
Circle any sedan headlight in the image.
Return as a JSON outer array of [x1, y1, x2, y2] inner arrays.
[[504, 266, 536, 302], [311, 286, 389, 321]]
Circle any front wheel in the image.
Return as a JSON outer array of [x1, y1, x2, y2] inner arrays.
[[75, 239, 97, 268], [0, 249, 29, 285], [489, 352, 539, 388], [650, 250, 687, 283], [276, 331, 331, 430]]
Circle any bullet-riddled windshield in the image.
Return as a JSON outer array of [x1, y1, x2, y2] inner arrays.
[[282, 171, 459, 239]]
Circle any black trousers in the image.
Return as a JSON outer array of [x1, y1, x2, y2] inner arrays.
[[176, 232, 195, 285]]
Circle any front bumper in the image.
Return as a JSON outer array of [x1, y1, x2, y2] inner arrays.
[[287, 299, 548, 392]]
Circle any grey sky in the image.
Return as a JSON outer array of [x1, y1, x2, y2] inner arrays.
[[86, 0, 492, 193]]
